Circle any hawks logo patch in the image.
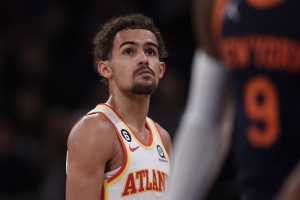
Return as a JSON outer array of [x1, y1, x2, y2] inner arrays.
[[157, 145, 168, 162]]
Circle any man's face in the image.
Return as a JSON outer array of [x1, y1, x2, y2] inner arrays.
[[105, 29, 165, 95]]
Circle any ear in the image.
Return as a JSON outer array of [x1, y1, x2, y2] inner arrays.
[[158, 62, 166, 79], [97, 60, 112, 79]]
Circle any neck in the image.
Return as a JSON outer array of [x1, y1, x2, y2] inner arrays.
[[106, 91, 150, 132]]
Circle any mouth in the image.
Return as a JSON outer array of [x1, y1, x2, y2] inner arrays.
[[135, 67, 155, 77], [137, 70, 154, 77]]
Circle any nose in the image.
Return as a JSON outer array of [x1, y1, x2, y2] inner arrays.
[[137, 50, 149, 65]]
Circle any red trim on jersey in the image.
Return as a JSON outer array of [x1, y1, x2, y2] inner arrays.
[[86, 108, 127, 199], [154, 122, 163, 142], [103, 103, 154, 147], [95, 111, 129, 184], [144, 122, 154, 147], [101, 185, 104, 200], [154, 122, 170, 159], [105, 116, 128, 183]]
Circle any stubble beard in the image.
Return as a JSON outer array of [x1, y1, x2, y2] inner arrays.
[[131, 80, 158, 95]]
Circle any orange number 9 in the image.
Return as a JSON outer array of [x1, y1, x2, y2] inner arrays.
[[244, 76, 280, 148]]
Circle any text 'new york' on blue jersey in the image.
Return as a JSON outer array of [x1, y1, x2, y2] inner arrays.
[[215, 0, 300, 199]]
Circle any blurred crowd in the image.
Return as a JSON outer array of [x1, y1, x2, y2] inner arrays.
[[1, 0, 195, 199]]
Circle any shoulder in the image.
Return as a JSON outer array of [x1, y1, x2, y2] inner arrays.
[[67, 113, 117, 164], [68, 112, 115, 145], [155, 123, 172, 158]]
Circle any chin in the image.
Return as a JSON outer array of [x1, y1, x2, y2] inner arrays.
[[131, 83, 157, 95]]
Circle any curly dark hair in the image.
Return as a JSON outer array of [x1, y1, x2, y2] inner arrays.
[[93, 14, 168, 66]]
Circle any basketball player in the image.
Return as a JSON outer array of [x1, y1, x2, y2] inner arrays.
[[66, 14, 172, 200], [168, 0, 300, 200]]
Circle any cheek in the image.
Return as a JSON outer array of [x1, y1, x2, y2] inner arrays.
[[115, 70, 132, 84], [112, 64, 133, 84], [153, 63, 164, 78], [112, 61, 130, 76], [150, 60, 161, 71]]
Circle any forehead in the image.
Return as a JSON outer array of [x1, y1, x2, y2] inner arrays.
[[113, 29, 158, 47]]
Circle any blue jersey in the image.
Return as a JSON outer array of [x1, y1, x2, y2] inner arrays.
[[216, 0, 300, 199]]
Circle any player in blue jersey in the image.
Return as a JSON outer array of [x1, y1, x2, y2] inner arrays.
[[168, 0, 300, 200]]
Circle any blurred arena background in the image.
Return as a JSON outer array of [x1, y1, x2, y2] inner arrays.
[[1, 0, 238, 199]]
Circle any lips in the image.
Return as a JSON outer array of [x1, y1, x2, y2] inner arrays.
[[137, 70, 154, 76]]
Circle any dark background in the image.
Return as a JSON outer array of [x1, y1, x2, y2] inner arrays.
[[0, 0, 238, 199]]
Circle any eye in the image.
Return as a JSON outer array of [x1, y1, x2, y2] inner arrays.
[[145, 47, 158, 57], [123, 47, 136, 56]]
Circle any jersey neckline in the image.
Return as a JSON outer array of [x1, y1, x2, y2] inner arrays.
[[103, 103, 154, 147]]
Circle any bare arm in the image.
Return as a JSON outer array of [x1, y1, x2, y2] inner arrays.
[[66, 113, 115, 200]]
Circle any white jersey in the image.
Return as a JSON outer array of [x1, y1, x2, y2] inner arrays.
[[88, 104, 170, 200]]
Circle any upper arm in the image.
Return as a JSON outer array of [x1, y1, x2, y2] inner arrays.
[[155, 123, 172, 159], [66, 113, 115, 200]]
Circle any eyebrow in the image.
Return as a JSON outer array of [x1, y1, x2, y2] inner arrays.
[[119, 41, 159, 50]]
